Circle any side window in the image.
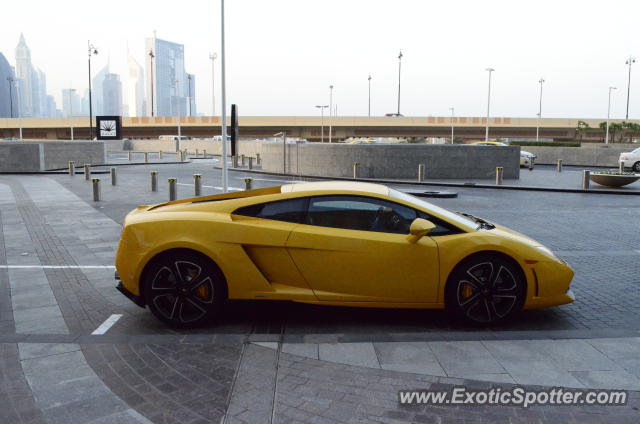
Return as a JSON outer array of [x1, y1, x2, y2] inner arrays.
[[307, 196, 417, 234], [233, 198, 307, 223]]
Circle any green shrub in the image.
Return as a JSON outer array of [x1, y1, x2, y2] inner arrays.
[[508, 141, 581, 147]]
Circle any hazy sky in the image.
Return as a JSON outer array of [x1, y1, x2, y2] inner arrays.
[[3, 0, 640, 119]]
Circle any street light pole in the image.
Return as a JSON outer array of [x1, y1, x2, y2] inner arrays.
[[397, 51, 403, 115], [329, 85, 334, 143], [187, 74, 193, 117], [209, 53, 217, 116], [449, 107, 455, 144], [87, 41, 98, 140], [606, 86, 617, 144], [174, 80, 181, 139], [220, 0, 229, 192], [485, 68, 495, 142], [149, 49, 155, 117], [368, 74, 372, 117], [69, 88, 76, 140], [315, 105, 328, 142], [625, 57, 635, 120], [536, 78, 545, 142]]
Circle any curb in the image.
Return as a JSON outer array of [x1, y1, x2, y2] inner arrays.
[[216, 167, 640, 196]]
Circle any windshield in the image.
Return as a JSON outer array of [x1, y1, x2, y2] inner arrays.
[[389, 189, 477, 229], [632, 147, 640, 154]]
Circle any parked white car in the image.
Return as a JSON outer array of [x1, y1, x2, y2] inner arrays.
[[470, 141, 537, 167], [619, 148, 640, 172]]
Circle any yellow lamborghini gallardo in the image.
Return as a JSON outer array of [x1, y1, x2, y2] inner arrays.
[[115, 181, 574, 327]]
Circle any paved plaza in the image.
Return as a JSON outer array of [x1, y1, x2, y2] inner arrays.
[[1, 156, 639, 423]]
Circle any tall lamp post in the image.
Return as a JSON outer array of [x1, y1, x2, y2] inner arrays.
[[329, 85, 334, 143], [536, 78, 545, 142], [484, 68, 495, 142], [220, 0, 229, 192], [625, 57, 635, 119], [6, 76, 14, 118], [209, 53, 217, 116], [368, 74, 372, 117], [68, 88, 76, 140], [87, 41, 98, 140], [315, 105, 328, 142], [397, 50, 403, 115], [187, 74, 193, 117], [449, 107, 455, 144], [148, 49, 155, 117], [606, 86, 617, 144], [174, 79, 182, 139]]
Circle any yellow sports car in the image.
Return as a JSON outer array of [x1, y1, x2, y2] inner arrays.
[[115, 181, 574, 327]]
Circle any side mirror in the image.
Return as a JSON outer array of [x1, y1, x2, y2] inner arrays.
[[407, 218, 436, 243]]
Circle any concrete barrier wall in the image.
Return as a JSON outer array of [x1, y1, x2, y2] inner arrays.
[[262, 143, 520, 179], [0, 141, 105, 171], [524, 144, 637, 167], [124, 139, 265, 157]]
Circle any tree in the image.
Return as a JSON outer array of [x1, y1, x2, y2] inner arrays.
[[575, 120, 590, 142], [600, 122, 623, 142], [622, 121, 640, 143]]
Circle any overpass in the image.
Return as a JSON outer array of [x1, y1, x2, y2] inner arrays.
[[0, 116, 630, 141]]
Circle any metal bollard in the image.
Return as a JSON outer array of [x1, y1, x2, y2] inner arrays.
[[241, 154, 246, 166], [352, 162, 359, 179], [557, 159, 563, 172], [159, 150, 163, 159], [248, 157, 254, 170], [110, 167, 117, 185], [256, 153, 261, 165], [418, 164, 425, 182], [179, 151, 184, 162], [150, 171, 158, 192], [92, 178, 101, 201], [195, 149, 199, 157], [495, 167, 503, 185], [232, 156, 238, 168], [84, 164, 91, 180], [194, 174, 202, 196], [582, 170, 590, 189], [529, 158, 535, 171], [203, 149, 207, 158], [619, 161, 625, 172], [127, 151, 132, 161], [168, 178, 177, 201], [244, 178, 253, 190], [144, 152, 149, 163], [68, 161, 75, 176]]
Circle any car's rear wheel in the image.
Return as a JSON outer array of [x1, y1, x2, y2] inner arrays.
[[142, 251, 225, 328], [633, 161, 640, 172], [446, 253, 526, 324]]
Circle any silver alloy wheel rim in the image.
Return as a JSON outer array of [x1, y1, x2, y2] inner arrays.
[[456, 261, 518, 323], [150, 260, 214, 323]]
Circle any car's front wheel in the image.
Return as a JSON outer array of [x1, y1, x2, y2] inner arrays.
[[633, 161, 640, 172], [142, 251, 225, 328], [446, 253, 526, 324]]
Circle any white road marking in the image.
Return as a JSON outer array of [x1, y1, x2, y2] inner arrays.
[[91, 314, 123, 335], [0, 265, 116, 269]]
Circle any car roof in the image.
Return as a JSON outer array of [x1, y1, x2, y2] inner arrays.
[[281, 181, 390, 195]]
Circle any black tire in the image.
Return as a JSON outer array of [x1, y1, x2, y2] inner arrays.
[[445, 253, 526, 324], [142, 250, 225, 328], [633, 162, 640, 172]]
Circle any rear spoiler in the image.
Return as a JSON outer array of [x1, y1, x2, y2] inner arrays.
[[147, 185, 282, 211]]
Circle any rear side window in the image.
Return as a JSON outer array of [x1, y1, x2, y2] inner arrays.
[[233, 198, 307, 223]]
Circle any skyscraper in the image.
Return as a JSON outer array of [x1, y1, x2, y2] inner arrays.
[[103, 73, 123, 116], [0, 53, 17, 118], [15, 33, 35, 117], [62, 88, 81, 117], [145, 35, 187, 117], [92, 63, 110, 116], [127, 54, 146, 117]]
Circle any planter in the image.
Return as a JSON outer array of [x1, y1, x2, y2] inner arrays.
[[589, 173, 640, 187]]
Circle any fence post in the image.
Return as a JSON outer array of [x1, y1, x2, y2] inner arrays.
[[68, 161, 75, 176], [418, 164, 425, 182], [495, 167, 503, 185], [92, 178, 101, 201], [110, 167, 117, 185], [244, 178, 253, 190], [194, 174, 202, 196], [582, 170, 590, 189], [150, 171, 158, 192], [168, 178, 177, 201]]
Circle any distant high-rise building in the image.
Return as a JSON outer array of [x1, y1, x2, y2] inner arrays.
[[145, 36, 188, 117], [35, 69, 49, 117], [103, 73, 123, 116], [186, 73, 196, 116], [45, 95, 59, 118], [15, 33, 35, 117], [0, 53, 18, 118], [127, 54, 146, 117], [62, 88, 81, 117], [92, 63, 110, 116]]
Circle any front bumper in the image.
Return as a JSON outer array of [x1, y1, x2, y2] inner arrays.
[[115, 270, 145, 308]]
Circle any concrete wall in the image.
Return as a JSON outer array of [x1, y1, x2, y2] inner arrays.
[[261, 143, 520, 179], [0, 141, 105, 171], [123, 139, 266, 157], [524, 144, 637, 167]]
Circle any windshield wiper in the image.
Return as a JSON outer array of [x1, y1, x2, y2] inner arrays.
[[456, 212, 495, 230]]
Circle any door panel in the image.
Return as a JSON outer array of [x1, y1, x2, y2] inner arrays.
[[286, 224, 439, 302]]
